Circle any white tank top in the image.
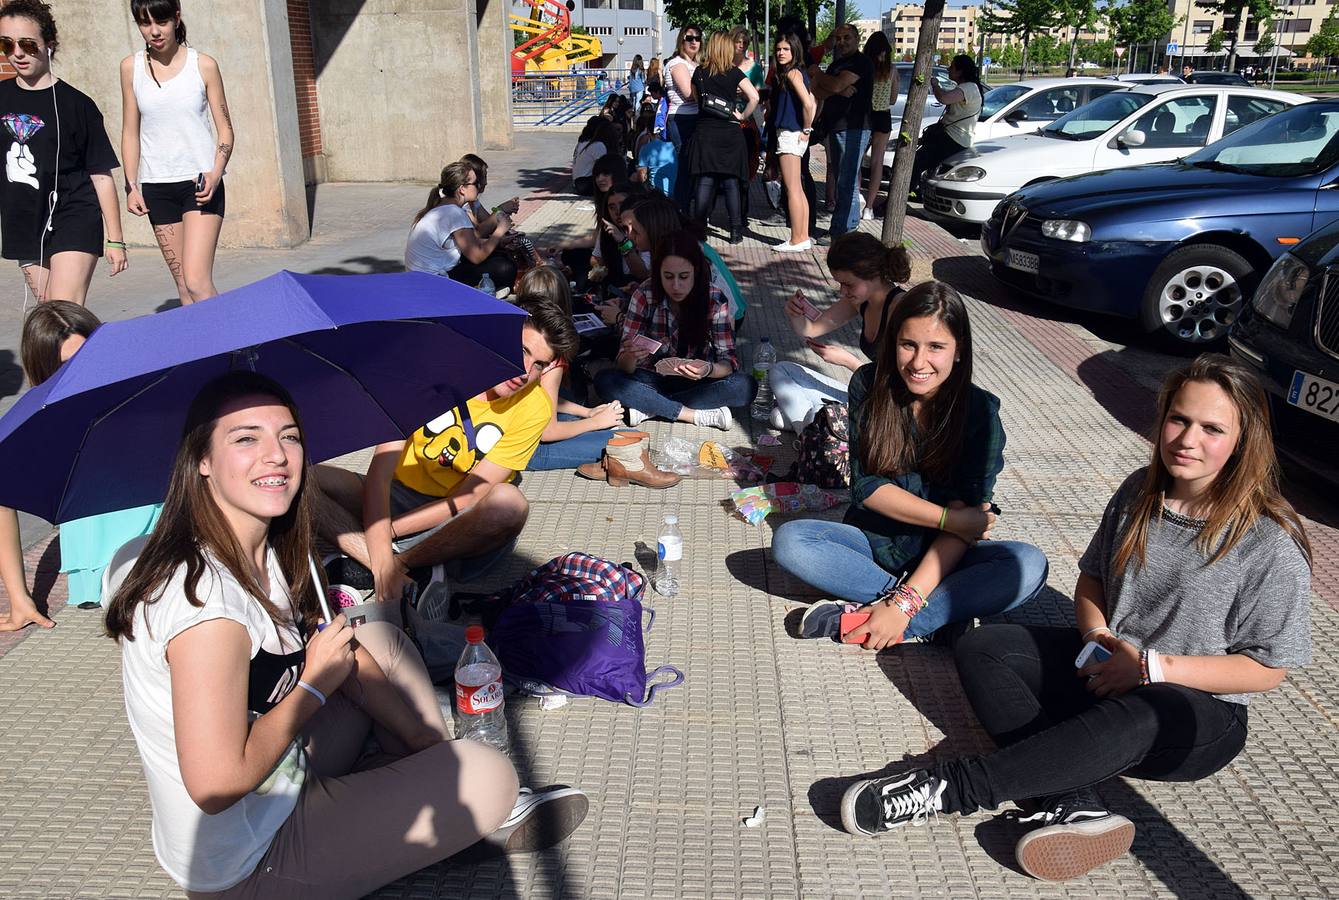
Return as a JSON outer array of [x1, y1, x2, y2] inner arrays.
[[132, 48, 220, 183]]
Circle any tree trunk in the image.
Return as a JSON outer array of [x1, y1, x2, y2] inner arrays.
[[1227, 36, 1239, 73], [880, 0, 946, 248], [1068, 25, 1078, 69], [1021, 34, 1030, 80]]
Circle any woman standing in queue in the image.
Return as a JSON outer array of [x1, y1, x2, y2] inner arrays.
[[685, 32, 758, 245], [663, 25, 701, 211], [0, 0, 127, 304], [121, 0, 232, 305]]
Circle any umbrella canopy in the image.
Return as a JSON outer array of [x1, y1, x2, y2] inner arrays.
[[0, 270, 526, 523]]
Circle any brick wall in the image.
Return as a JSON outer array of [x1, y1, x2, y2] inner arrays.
[[0, 59, 15, 80], [287, 0, 321, 159]]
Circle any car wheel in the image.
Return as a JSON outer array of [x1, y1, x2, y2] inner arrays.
[[1141, 245, 1255, 347]]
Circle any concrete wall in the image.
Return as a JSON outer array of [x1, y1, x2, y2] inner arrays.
[[476, 0, 514, 150], [309, 0, 514, 182], [51, 0, 310, 248]]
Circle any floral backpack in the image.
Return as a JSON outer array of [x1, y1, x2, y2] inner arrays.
[[794, 400, 850, 489]]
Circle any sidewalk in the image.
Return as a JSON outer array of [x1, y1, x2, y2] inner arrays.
[[1, 132, 1336, 899]]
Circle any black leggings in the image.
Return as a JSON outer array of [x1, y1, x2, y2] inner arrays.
[[910, 126, 969, 195], [450, 251, 517, 292], [691, 175, 742, 232], [934, 624, 1248, 815]]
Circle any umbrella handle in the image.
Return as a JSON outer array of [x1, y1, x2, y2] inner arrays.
[[308, 556, 334, 624]]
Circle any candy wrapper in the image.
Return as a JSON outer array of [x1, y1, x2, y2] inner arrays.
[[730, 482, 840, 525]]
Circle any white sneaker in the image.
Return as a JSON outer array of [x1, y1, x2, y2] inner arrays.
[[574, 201, 596, 211], [861, 208, 875, 221], [773, 239, 812, 253], [462, 785, 590, 859], [627, 407, 650, 427], [693, 406, 733, 430]]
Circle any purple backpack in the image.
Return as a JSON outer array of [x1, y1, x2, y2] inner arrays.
[[487, 553, 683, 706]]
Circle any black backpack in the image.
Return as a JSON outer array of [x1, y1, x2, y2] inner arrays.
[[794, 401, 850, 489]]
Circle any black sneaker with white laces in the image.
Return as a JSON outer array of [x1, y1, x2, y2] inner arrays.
[[1013, 793, 1135, 881], [840, 769, 947, 836]]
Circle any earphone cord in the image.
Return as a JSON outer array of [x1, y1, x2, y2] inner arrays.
[[24, 49, 61, 317]]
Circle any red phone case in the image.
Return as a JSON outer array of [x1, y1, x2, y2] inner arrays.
[[839, 610, 872, 642]]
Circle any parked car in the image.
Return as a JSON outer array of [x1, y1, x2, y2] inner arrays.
[[1111, 73, 1185, 85], [1077, 61, 1101, 71], [980, 99, 1339, 346], [922, 84, 1300, 224], [1229, 218, 1339, 482], [889, 62, 950, 134], [1185, 70, 1251, 86], [864, 77, 1124, 192]]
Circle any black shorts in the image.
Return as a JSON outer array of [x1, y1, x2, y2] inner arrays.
[[13, 200, 104, 263], [869, 110, 892, 134], [142, 178, 226, 226]]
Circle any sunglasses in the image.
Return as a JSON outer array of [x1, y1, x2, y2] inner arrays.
[[0, 37, 42, 56], [683, 34, 701, 43]]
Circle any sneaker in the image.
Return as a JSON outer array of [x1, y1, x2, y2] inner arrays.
[[798, 599, 854, 640], [692, 405, 733, 430], [840, 769, 947, 836], [860, 207, 875, 221], [1013, 794, 1135, 881], [494, 286, 512, 300], [627, 406, 650, 427], [574, 201, 596, 212], [458, 786, 590, 860], [773, 239, 812, 253]]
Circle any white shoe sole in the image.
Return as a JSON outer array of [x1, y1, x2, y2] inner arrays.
[[1016, 814, 1135, 881], [773, 241, 812, 253]]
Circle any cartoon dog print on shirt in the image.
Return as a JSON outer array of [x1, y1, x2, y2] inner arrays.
[[421, 407, 504, 474]]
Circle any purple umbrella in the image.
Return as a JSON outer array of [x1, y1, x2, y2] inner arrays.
[[0, 270, 526, 524]]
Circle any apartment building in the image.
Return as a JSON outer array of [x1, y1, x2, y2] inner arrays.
[[1166, 0, 1333, 62], [568, 0, 667, 73], [882, 4, 978, 55]]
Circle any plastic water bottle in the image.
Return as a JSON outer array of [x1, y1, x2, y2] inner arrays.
[[454, 625, 510, 754], [750, 336, 776, 421], [654, 514, 682, 597], [477, 273, 496, 296]]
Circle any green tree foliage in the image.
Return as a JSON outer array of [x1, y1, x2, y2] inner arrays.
[[1193, 0, 1283, 71], [663, 0, 827, 39], [816, 1, 861, 46], [1058, 0, 1101, 67], [980, 0, 1062, 73], [1106, 0, 1177, 71], [1205, 29, 1227, 54], [1305, 7, 1339, 61]]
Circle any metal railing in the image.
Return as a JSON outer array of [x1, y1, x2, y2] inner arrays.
[[512, 70, 614, 126]]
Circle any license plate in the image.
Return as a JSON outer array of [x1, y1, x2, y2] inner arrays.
[[1007, 249, 1039, 274], [1288, 370, 1339, 424], [923, 184, 939, 202]]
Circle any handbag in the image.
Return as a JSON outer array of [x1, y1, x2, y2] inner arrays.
[[699, 91, 736, 121]]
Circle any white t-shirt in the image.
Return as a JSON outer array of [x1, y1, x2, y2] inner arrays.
[[941, 81, 983, 148], [109, 537, 310, 892], [404, 203, 475, 276], [665, 57, 698, 116], [573, 139, 608, 179]]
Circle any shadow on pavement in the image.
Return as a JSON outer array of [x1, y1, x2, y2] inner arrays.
[[29, 533, 63, 617], [307, 256, 404, 276], [516, 167, 573, 193]]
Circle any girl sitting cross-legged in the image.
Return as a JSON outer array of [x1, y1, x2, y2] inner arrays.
[[836, 354, 1312, 883], [772, 280, 1048, 644]]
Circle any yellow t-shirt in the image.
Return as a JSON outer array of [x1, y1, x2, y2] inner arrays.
[[394, 386, 552, 498]]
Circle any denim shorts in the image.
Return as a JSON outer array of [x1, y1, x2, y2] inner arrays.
[[389, 479, 450, 553]]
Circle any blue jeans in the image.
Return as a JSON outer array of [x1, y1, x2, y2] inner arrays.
[[595, 367, 757, 421], [828, 128, 871, 237], [667, 112, 699, 211], [771, 519, 1048, 638], [526, 414, 616, 470]]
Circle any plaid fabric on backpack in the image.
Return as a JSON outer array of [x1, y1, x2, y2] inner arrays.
[[794, 400, 851, 489], [487, 553, 684, 706]]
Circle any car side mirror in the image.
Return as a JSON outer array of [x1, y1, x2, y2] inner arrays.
[[1006, 107, 1029, 123], [1119, 128, 1146, 147]]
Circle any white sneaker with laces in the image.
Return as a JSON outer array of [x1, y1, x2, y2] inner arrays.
[[693, 406, 733, 430], [627, 407, 650, 427]]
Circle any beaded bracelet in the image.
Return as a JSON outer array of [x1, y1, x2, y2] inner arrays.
[[881, 584, 926, 619], [1138, 648, 1150, 686]]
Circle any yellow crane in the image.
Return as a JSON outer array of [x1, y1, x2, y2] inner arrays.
[[510, 0, 604, 74]]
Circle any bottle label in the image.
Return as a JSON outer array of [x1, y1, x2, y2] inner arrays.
[[456, 678, 504, 714], [658, 536, 683, 562]]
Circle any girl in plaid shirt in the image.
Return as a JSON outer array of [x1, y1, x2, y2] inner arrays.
[[594, 231, 756, 430]]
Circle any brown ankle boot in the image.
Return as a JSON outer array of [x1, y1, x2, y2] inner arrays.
[[575, 431, 649, 481], [603, 434, 681, 489]]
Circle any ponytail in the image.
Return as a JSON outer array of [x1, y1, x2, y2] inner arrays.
[[413, 161, 472, 225]]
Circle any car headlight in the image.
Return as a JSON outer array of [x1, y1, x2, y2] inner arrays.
[[941, 165, 986, 182], [1040, 219, 1091, 243], [1251, 252, 1310, 328]]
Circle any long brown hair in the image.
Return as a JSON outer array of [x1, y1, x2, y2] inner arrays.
[[105, 372, 325, 644], [858, 281, 973, 482], [412, 161, 472, 225], [864, 30, 892, 80], [651, 230, 713, 352], [1113, 354, 1312, 573], [20, 300, 100, 386]]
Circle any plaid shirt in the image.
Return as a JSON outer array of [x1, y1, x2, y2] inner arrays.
[[843, 365, 1006, 575], [621, 281, 738, 372]]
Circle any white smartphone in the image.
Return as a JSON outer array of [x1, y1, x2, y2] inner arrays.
[[1074, 640, 1113, 669]]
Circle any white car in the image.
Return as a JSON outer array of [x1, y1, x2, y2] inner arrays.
[[864, 77, 1122, 191], [921, 84, 1302, 224]]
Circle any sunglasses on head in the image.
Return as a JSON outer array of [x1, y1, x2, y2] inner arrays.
[[0, 37, 42, 56]]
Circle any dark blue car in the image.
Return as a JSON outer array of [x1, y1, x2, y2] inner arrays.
[[982, 99, 1339, 346]]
